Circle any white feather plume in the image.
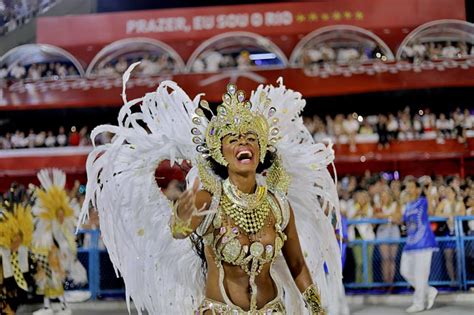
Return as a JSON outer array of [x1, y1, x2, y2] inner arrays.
[[81, 76, 341, 314], [251, 79, 342, 311], [81, 79, 205, 314]]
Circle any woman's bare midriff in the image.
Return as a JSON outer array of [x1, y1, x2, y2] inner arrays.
[[204, 246, 278, 311], [202, 208, 280, 312]]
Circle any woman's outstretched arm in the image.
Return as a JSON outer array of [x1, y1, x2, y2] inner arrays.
[[282, 205, 325, 314]]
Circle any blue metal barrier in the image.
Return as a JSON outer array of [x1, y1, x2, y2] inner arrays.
[[74, 216, 474, 298], [344, 216, 473, 291], [456, 215, 474, 290], [75, 229, 125, 299]]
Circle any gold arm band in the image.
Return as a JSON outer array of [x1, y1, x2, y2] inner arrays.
[[302, 284, 325, 315], [170, 201, 193, 236]]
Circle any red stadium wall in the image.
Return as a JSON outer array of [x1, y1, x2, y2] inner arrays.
[[36, 0, 466, 65]]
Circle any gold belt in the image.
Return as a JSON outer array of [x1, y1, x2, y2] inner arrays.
[[196, 297, 286, 315]]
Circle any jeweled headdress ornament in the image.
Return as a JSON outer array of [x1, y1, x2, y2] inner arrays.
[[191, 83, 280, 166]]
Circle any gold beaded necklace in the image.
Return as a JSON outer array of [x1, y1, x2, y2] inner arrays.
[[221, 179, 271, 234]]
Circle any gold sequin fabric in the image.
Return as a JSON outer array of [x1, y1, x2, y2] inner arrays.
[[196, 297, 286, 314]]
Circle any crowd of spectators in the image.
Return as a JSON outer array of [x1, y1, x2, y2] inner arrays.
[[0, 125, 112, 150], [401, 41, 474, 63], [95, 53, 177, 77], [304, 107, 474, 151], [191, 49, 282, 73], [0, 61, 79, 81], [339, 171, 474, 286], [0, 0, 59, 35], [301, 44, 388, 68]]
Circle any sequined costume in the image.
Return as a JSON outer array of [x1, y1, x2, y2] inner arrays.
[[0, 204, 34, 315], [32, 169, 87, 315], [81, 63, 342, 314]]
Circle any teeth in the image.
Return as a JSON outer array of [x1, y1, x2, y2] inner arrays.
[[236, 150, 252, 159]]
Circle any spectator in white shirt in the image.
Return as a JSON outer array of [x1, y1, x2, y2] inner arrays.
[[57, 126, 67, 146], [413, 114, 423, 139], [347, 190, 375, 283], [402, 46, 414, 61], [98, 64, 117, 77], [11, 130, 22, 148], [27, 64, 41, 80], [0, 66, 8, 80], [140, 55, 162, 76], [115, 57, 129, 74], [421, 110, 434, 132], [1, 132, 12, 149], [321, 45, 336, 63], [399, 113, 413, 140], [55, 63, 67, 78], [312, 116, 328, 143], [35, 131, 46, 147], [307, 48, 323, 65], [204, 50, 223, 72], [436, 113, 454, 140], [11, 63, 26, 80], [441, 42, 460, 59], [413, 43, 427, 63], [27, 129, 36, 148], [343, 114, 360, 152], [463, 109, 473, 130], [387, 113, 399, 140], [45, 131, 56, 147], [192, 58, 205, 73]]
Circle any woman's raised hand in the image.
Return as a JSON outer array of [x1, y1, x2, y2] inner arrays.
[[176, 178, 200, 221]]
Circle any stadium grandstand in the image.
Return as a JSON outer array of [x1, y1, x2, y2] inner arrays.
[[1, 1, 474, 314]]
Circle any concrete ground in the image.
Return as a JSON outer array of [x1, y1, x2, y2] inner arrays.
[[350, 304, 473, 315], [17, 293, 474, 315], [19, 304, 474, 315]]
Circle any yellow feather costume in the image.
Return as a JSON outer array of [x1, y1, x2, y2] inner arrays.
[[32, 169, 86, 298], [0, 204, 34, 312]]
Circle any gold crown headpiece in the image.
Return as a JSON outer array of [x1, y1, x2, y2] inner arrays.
[[191, 83, 280, 166]]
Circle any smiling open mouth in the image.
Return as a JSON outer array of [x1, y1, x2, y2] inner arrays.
[[236, 150, 253, 163]]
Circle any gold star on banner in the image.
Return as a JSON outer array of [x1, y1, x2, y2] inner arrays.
[[296, 13, 306, 23], [321, 13, 330, 21], [332, 11, 342, 21], [308, 12, 318, 22], [343, 11, 352, 20], [355, 11, 364, 20]]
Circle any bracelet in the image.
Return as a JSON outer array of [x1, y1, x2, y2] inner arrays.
[[303, 284, 325, 315], [170, 201, 193, 236]]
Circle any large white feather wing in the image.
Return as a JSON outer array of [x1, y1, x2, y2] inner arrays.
[[80, 79, 205, 314], [251, 79, 342, 313]]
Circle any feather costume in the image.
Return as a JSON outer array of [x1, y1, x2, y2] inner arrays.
[[81, 65, 341, 314]]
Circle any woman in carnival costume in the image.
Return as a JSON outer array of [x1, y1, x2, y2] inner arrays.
[[32, 169, 87, 315], [81, 64, 343, 314], [0, 202, 34, 315]]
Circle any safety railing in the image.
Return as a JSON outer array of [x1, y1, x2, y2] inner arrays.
[[73, 217, 474, 299], [344, 216, 474, 291], [75, 229, 125, 300], [457, 215, 474, 290]]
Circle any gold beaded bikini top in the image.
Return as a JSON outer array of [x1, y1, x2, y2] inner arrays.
[[202, 179, 290, 274]]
